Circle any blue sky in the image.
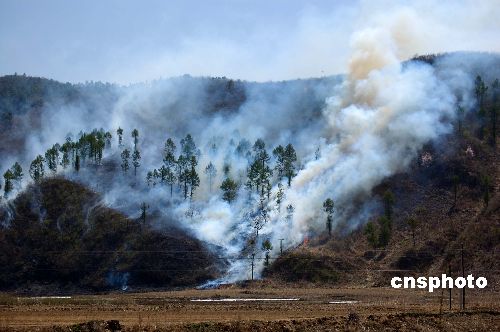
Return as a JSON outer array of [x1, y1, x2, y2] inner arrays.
[[0, 0, 498, 83]]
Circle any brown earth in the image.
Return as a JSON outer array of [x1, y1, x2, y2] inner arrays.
[[0, 284, 498, 331]]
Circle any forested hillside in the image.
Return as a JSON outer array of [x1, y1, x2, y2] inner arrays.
[[0, 52, 498, 291]]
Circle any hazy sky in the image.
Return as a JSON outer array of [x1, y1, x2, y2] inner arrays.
[[0, 0, 499, 83]]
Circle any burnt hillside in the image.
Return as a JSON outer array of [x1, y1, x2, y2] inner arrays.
[[265, 120, 499, 288], [0, 178, 219, 293]]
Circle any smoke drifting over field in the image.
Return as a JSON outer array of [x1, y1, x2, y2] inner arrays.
[[1, 2, 500, 283]]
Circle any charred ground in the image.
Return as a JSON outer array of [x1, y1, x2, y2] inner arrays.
[[0, 178, 219, 293], [265, 122, 499, 288]]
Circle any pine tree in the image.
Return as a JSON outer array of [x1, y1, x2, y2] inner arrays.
[[235, 138, 251, 159], [286, 204, 294, 223], [11, 162, 23, 186], [3, 170, 14, 197], [205, 161, 217, 192], [121, 149, 130, 174], [163, 138, 177, 196], [223, 163, 231, 177], [117, 127, 124, 147], [45, 144, 60, 173], [60, 142, 71, 169], [177, 155, 190, 198], [262, 239, 273, 266], [74, 153, 80, 172], [275, 182, 284, 212], [220, 177, 238, 203], [272, 145, 285, 180], [247, 139, 272, 198], [132, 129, 139, 150], [180, 134, 198, 158], [163, 165, 176, 197], [283, 144, 297, 187], [456, 105, 465, 136], [140, 202, 149, 225], [29, 155, 45, 182], [152, 169, 160, 186], [323, 198, 334, 236], [146, 171, 153, 186], [164, 138, 176, 156], [475, 75, 488, 111], [189, 156, 200, 199], [104, 131, 112, 148], [132, 149, 141, 176]]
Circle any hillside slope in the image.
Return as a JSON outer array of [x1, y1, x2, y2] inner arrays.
[[265, 131, 499, 287], [0, 178, 219, 293]]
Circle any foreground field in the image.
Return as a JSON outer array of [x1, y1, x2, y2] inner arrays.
[[0, 285, 498, 331]]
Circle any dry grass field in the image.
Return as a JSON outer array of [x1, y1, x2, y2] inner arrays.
[[0, 284, 498, 331]]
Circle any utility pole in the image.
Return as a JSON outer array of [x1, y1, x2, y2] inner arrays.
[[251, 253, 255, 281], [279, 239, 284, 254], [461, 244, 465, 310], [448, 264, 452, 310]]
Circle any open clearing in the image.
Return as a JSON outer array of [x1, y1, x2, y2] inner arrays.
[[0, 286, 498, 331]]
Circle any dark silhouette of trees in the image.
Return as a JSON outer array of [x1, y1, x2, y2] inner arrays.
[[283, 144, 297, 187], [220, 177, 238, 203], [29, 155, 45, 182], [132, 129, 139, 150], [178, 155, 190, 198], [120, 149, 130, 174], [273, 145, 285, 180], [132, 149, 141, 176], [163, 138, 177, 196], [11, 162, 23, 187], [273, 143, 297, 187], [74, 154, 80, 172], [456, 105, 465, 136], [247, 139, 272, 198], [45, 144, 60, 173], [140, 202, 149, 225], [180, 134, 198, 158], [262, 239, 273, 266], [146, 171, 153, 186], [3, 170, 14, 197], [188, 156, 200, 199], [323, 198, 334, 236], [286, 204, 294, 223], [60, 139, 73, 169], [117, 127, 124, 147], [275, 182, 284, 212]]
